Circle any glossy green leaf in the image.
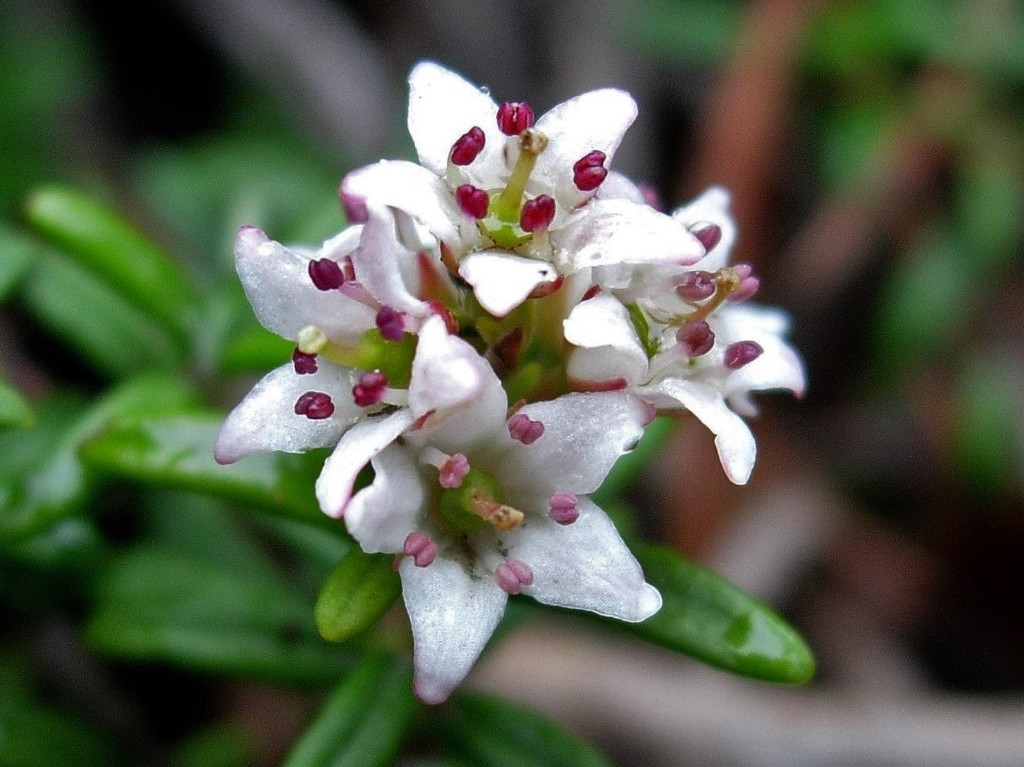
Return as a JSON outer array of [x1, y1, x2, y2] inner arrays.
[[282, 652, 416, 767], [0, 374, 198, 541], [219, 326, 295, 375], [315, 548, 401, 642], [22, 252, 182, 377], [79, 411, 327, 524], [0, 689, 122, 767], [87, 547, 350, 684], [0, 379, 33, 429], [24, 185, 200, 339], [437, 691, 612, 767], [0, 225, 37, 302], [626, 543, 815, 684]]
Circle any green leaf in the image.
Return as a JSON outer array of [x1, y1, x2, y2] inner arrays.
[[0, 374, 198, 541], [24, 185, 200, 339], [0, 379, 33, 428], [219, 326, 295, 375], [22, 252, 183, 377], [626, 543, 815, 684], [87, 547, 351, 684], [315, 548, 401, 642], [436, 691, 612, 767], [0, 224, 37, 302], [592, 416, 676, 507], [282, 652, 416, 767], [79, 411, 327, 524]]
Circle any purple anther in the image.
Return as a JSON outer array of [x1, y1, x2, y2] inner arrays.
[[403, 532, 437, 568], [494, 558, 534, 595], [450, 126, 486, 165], [375, 306, 405, 341], [352, 371, 389, 407], [690, 223, 722, 253], [340, 189, 369, 223], [439, 453, 470, 489], [308, 258, 345, 291], [549, 491, 580, 525], [676, 320, 715, 358], [455, 184, 489, 219], [519, 195, 556, 233], [728, 264, 760, 302], [724, 340, 763, 370], [294, 391, 335, 420], [292, 348, 318, 375], [572, 150, 608, 192], [675, 270, 717, 301], [508, 412, 545, 444], [496, 101, 535, 135]]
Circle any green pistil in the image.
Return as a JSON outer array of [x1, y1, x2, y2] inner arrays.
[[438, 467, 522, 533], [493, 129, 548, 223], [299, 326, 417, 387], [627, 304, 660, 358]]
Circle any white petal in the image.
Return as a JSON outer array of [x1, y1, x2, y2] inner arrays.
[[595, 170, 647, 204], [341, 160, 461, 245], [511, 497, 661, 622], [214, 362, 361, 464], [497, 392, 649, 498], [551, 199, 705, 272], [563, 294, 648, 385], [458, 251, 558, 317], [351, 206, 428, 315], [315, 409, 415, 517], [345, 444, 425, 553], [407, 61, 504, 180], [234, 226, 376, 344], [400, 555, 507, 704], [533, 88, 637, 210], [671, 186, 737, 270], [641, 378, 756, 484], [408, 316, 508, 454]]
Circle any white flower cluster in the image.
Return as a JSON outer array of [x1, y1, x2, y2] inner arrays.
[[216, 62, 804, 704]]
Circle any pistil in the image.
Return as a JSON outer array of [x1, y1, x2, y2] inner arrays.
[[493, 129, 549, 224]]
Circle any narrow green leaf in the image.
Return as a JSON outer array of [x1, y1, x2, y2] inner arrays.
[[22, 252, 182, 377], [0, 224, 37, 302], [0, 379, 33, 428], [437, 691, 612, 767], [0, 374, 198, 541], [219, 326, 295, 375], [315, 548, 401, 642], [283, 652, 416, 767], [627, 543, 815, 684], [79, 411, 327, 524], [592, 415, 676, 507], [86, 548, 350, 684], [24, 185, 200, 339]]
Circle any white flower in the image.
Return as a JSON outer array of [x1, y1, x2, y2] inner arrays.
[[340, 61, 706, 317], [564, 188, 805, 484], [315, 331, 661, 704]]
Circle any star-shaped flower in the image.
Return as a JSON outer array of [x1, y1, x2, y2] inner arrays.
[[315, 327, 661, 704], [340, 61, 706, 317]]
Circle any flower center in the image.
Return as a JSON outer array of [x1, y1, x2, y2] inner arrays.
[[296, 324, 417, 387], [436, 466, 524, 533]]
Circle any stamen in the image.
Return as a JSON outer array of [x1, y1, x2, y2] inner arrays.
[[497, 101, 535, 135], [549, 491, 579, 525], [727, 264, 760, 302], [676, 320, 715, 358], [675, 270, 717, 302], [352, 371, 389, 407], [690, 222, 722, 253], [294, 391, 335, 419], [450, 126, 486, 165], [455, 184, 489, 219], [508, 412, 544, 444], [724, 341, 763, 370], [572, 150, 608, 191], [308, 258, 345, 291], [375, 306, 405, 341], [494, 558, 534, 595], [292, 348, 318, 374], [439, 453, 470, 489], [297, 325, 328, 355], [519, 195, 555, 233], [403, 532, 437, 568]]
